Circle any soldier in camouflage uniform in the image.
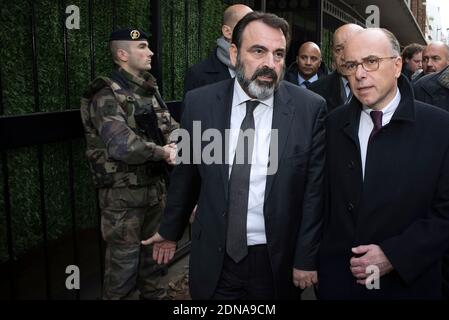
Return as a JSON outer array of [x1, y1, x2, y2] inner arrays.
[[80, 28, 178, 300]]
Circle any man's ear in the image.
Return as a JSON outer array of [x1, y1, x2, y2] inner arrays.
[[116, 48, 129, 62], [222, 24, 232, 42], [395, 56, 403, 78], [229, 44, 238, 67]]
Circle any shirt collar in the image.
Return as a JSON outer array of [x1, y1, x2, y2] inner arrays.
[[298, 73, 318, 85], [232, 79, 274, 109], [362, 87, 401, 121], [229, 67, 236, 78]]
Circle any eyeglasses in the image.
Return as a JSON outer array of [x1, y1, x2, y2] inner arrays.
[[342, 56, 398, 75]]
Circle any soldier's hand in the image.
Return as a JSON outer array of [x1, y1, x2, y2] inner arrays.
[[163, 143, 177, 166], [141, 232, 177, 264]]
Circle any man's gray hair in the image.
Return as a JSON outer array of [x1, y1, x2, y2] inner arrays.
[[380, 28, 401, 56]]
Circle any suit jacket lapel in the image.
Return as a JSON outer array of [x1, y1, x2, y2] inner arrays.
[[329, 72, 343, 108], [264, 83, 294, 202], [342, 99, 362, 152], [213, 79, 234, 201], [341, 99, 363, 223]]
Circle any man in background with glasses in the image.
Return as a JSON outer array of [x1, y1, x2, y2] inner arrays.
[[318, 28, 449, 299]]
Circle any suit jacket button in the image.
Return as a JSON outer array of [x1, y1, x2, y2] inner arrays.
[[222, 211, 227, 217], [347, 202, 354, 212], [348, 161, 355, 169], [218, 246, 223, 252]]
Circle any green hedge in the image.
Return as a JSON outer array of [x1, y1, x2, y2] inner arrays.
[[0, 0, 225, 263], [161, 0, 225, 101]]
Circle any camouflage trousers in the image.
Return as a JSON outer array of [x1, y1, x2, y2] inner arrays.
[[98, 180, 167, 300]]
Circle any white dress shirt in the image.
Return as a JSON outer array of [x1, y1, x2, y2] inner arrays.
[[228, 80, 274, 245], [229, 68, 236, 78], [358, 88, 401, 178], [297, 73, 318, 88]]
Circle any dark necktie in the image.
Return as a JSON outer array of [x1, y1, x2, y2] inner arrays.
[[369, 110, 383, 142], [344, 83, 352, 104], [302, 80, 310, 88], [345, 93, 353, 104], [226, 100, 259, 263]]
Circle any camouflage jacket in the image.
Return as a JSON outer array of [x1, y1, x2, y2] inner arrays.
[[80, 68, 179, 188]]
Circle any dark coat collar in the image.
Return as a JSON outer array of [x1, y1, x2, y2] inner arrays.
[[340, 75, 416, 145]]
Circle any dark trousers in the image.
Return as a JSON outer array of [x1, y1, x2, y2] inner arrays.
[[212, 244, 275, 300]]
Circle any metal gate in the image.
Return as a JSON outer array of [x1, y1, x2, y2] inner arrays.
[[0, 0, 195, 300]]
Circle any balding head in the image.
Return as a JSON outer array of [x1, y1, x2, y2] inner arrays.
[[332, 23, 364, 75], [296, 42, 322, 79], [299, 41, 321, 54], [222, 4, 253, 41], [422, 41, 449, 74]]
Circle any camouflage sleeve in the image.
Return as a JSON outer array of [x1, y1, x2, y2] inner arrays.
[[153, 89, 180, 143], [90, 87, 166, 164], [167, 114, 180, 138]]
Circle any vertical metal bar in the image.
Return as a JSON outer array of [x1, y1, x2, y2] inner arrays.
[[30, 1, 40, 114], [260, 0, 266, 12], [96, 193, 104, 293], [316, 0, 323, 47], [0, 64, 3, 116], [112, 0, 117, 30], [184, 1, 189, 72], [0, 63, 16, 298], [60, 0, 79, 300], [1, 153, 15, 299], [169, 0, 175, 99], [88, 0, 96, 80], [67, 142, 78, 299], [185, 0, 192, 242], [150, 0, 163, 94], [198, 0, 202, 58], [87, 0, 103, 294], [37, 148, 50, 299], [60, 0, 70, 112], [30, 0, 51, 299]]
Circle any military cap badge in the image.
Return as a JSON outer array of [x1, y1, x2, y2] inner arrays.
[[130, 30, 140, 40]]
